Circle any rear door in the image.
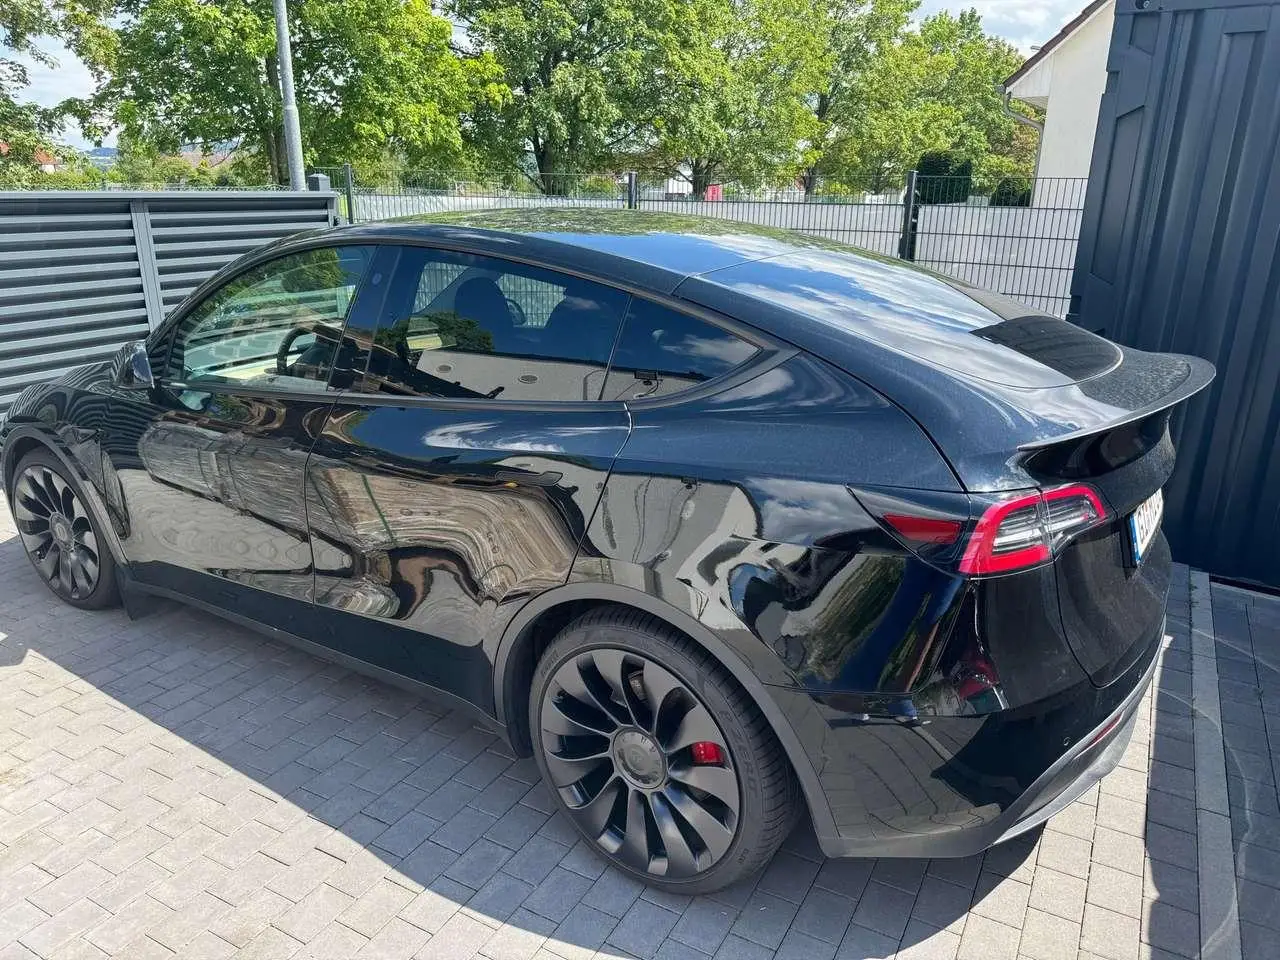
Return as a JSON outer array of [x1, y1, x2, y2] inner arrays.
[[302, 244, 632, 707], [103, 244, 375, 628]]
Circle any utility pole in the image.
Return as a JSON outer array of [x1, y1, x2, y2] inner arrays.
[[272, 0, 306, 190]]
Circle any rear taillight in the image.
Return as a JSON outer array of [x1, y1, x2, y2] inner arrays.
[[852, 483, 1108, 577], [958, 484, 1107, 575]]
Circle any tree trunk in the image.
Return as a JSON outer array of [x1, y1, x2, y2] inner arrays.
[[537, 144, 566, 195], [803, 93, 831, 200], [690, 160, 713, 200], [802, 167, 820, 199], [264, 56, 287, 185]]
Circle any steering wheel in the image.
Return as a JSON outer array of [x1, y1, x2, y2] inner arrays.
[[505, 297, 528, 327], [277, 325, 315, 375]]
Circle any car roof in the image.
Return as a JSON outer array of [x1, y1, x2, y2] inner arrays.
[[320, 207, 858, 295]]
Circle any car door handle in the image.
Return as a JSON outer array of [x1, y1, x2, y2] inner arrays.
[[495, 469, 562, 486]]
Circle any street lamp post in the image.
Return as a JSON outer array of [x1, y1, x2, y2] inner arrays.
[[272, 0, 306, 190]]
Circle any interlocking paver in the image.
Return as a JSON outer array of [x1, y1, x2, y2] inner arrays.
[[548, 903, 617, 960], [1027, 867, 1085, 924], [1079, 904, 1140, 960], [1018, 908, 1079, 960], [912, 876, 974, 932], [669, 897, 738, 954], [0, 526, 1261, 960], [608, 898, 681, 959], [957, 914, 1020, 960], [895, 922, 961, 960], [415, 911, 492, 959], [790, 886, 855, 944], [399, 878, 473, 934], [971, 870, 1031, 928]]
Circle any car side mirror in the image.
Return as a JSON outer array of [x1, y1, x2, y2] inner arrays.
[[113, 340, 156, 390]]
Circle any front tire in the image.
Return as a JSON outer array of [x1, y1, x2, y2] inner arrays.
[[10, 448, 120, 610], [529, 607, 798, 894]]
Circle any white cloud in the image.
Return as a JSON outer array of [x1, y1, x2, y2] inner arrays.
[[8, 39, 111, 148], [919, 0, 1089, 53]]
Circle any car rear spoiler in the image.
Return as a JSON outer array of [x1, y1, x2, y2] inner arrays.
[[1016, 351, 1216, 452]]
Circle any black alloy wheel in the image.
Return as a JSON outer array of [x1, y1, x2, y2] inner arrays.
[[11, 451, 119, 609], [541, 648, 741, 878], [532, 608, 797, 893]]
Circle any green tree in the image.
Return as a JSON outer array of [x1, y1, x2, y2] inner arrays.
[[642, 0, 828, 198], [96, 0, 506, 184], [452, 0, 712, 193], [799, 0, 915, 196], [812, 8, 1029, 195], [1, 0, 114, 183]]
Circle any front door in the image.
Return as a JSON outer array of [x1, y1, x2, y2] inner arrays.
[[302, 244, 632, 707], [102, 244, 375, 630]]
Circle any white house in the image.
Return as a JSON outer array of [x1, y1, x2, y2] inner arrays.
[[1005, 0, 1115, 184]]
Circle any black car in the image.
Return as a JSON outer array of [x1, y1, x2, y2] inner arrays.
[[1, 209, 1212, 893]]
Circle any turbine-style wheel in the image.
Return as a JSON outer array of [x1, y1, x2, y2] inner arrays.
[[10, 450, 118, 609], [531, 608, 798, 894]]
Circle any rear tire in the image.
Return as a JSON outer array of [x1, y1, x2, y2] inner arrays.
[[10, 448, 120, 610], [529, 606, 799, 894]]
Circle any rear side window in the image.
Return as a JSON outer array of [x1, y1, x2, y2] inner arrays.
[[602, 299, 759, 400], [364, 247, 630, 402]]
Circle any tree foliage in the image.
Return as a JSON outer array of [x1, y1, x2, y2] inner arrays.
[[641, 0, 829, 198], [95, 0, 505, 183], [819, 10, 1027, 193], [1, 0, 114, 181], [800, 0, 915, 195], [4, 0, 1035, 196], [451, 0, 714, 193]]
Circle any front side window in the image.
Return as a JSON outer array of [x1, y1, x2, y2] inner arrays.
[[363, 247, 630, 402], [166, 246, 374, 391], [602, 299, 760, 400]]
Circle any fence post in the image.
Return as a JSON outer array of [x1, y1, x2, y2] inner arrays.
[[342, 163, 357, 223], [626, 171, 638, 209], [130, 200, 165, 331], [898, 169, 919, 261]]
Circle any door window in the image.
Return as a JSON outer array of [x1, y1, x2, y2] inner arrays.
[[363, 247, 630, 402], [602, 298, 760, 400], [165, 245, 374, 391]]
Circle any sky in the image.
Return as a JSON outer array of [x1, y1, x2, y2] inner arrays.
[[9, 0, 1084, 150]]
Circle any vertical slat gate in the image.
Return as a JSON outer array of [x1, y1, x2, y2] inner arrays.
[[1069, 0, 1280, 587]]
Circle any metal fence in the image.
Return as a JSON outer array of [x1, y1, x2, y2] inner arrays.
[[0, 190, 338, 416], [315, 166, 1088, 317]]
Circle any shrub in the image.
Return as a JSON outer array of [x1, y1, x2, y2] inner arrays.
[[990, 177, 1033, 207], [916, 150, 972, 204]]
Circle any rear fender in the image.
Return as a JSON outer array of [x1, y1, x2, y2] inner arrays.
[[492, 568, 844, 852]]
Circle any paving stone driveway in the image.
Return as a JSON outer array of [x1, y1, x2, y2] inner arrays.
[[0, 497, 1274, 960]]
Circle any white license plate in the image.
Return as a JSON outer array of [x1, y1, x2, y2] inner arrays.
[[1128, 489, 1164, 565]]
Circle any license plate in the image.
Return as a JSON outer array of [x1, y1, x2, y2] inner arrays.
[[1128, 489, 1164, 565]]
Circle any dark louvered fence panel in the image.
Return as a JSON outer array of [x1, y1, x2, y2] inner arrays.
[[0, 191, 336, 417]]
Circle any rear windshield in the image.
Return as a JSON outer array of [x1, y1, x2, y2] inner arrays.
[[701, 249, 1121, 388]]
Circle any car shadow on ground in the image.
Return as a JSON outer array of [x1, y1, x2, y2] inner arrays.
[[0, 532, 1049, 959]]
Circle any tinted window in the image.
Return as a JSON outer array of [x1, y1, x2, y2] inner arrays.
[[167, 246, 373, 391], [362, 247, 630, 402], [602, 299, 759, 400]]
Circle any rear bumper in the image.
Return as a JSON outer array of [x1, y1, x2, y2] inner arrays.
[[812, 628, 1159, 860], [991, 645, 1152, 846]]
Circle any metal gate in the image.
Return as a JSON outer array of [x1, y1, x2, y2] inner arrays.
[[0, 190, 337, 417], [1069, 0, 1280, 587]]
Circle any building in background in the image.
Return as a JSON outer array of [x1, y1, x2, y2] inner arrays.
[[1005, 0, 1115, 182]]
